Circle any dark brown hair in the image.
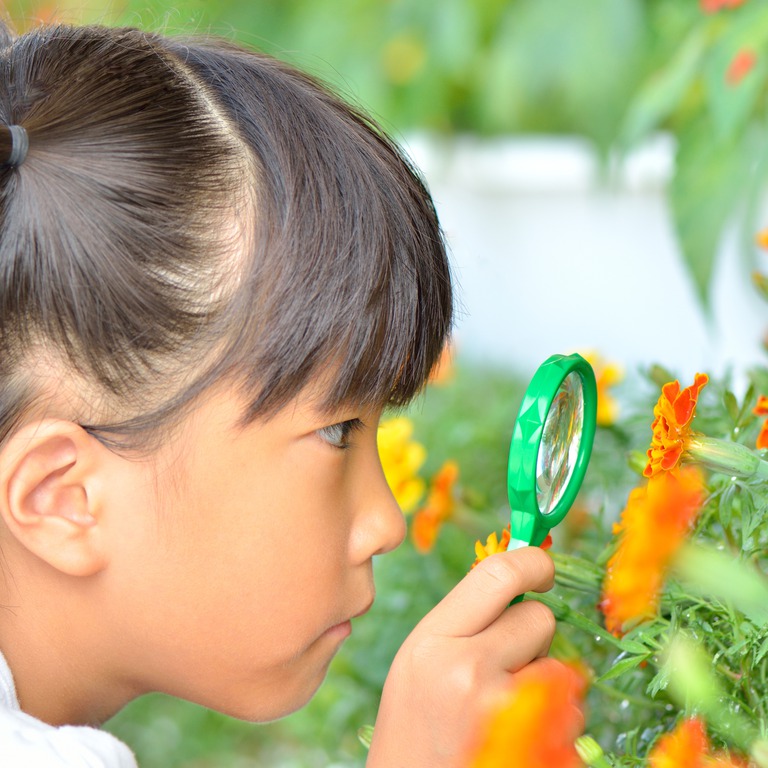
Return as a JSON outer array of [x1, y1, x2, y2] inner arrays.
[[0, 22, 452, 447]]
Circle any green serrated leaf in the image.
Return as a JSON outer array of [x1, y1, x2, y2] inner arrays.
[[724, 390, 740, 423], [357, 725, 374, 750], [598, 653, 652, 682], [756, 636, 768, 664], [647, 666, 669, 698]]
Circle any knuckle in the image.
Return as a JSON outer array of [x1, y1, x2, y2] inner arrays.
[[440, 653, 484, 701], [523, 600, 557, 640], [475, 554, 524, 595]]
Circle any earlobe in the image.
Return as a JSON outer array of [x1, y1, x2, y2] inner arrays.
[[0, 420, 108, 577]]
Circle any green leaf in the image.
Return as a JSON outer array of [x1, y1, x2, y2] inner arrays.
[[357, 725, 374, 750], [598, 652, 652, 682], [620, 26, 708, 148], [673, 544, 768, 625], [702, 5, 768, 143], [724, 390, 740, 424], [668, 116, 751, 309]]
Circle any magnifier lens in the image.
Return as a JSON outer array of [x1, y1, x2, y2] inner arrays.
[[536, 373, 584, 516]]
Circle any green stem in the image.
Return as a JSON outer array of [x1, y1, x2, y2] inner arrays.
[[528, 592, 646, 654]]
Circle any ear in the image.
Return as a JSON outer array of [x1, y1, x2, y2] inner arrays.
[[0, 420, 108, 577]]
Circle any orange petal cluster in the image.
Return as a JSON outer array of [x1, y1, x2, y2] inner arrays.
[[648, 717, 749, 767], [428, 342, 455, 386], [726, 49, 757, 86], [471, 525, 551, 569], [600, 467, 705, 636], [411, 460, 459, 552], [469, 661, 585, 768], [700, 0, 747, 11], [754, 395, 768, 450], [644, 373, 709, 478]]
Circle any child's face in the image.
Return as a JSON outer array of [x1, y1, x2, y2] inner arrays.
[[104, 380, 406, 721]]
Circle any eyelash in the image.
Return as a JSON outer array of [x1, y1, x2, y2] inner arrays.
[[317, 419, 364, 450]]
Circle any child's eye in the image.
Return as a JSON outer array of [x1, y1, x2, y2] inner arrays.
[[316, 419, 364, 450]]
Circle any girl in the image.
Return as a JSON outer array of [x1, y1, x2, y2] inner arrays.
[[0, 20, 563, 766]]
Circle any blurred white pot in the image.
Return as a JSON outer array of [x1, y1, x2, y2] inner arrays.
[[403, 132, 767, 384]]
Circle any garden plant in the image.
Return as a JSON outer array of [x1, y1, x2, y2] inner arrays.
[[5, 0, 766, 764]]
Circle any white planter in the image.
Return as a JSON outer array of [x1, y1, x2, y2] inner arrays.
[[403, 133, 767, 384]]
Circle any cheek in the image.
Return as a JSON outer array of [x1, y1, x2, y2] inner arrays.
[[176, 444, 354, 623]]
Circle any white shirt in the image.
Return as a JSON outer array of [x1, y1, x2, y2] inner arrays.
[[0, 650, 137, 767]]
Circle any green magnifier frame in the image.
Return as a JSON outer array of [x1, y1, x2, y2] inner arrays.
[[506, 353, 597, 551]]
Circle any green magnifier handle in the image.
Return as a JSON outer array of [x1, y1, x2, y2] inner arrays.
[[505, 353, 597, 603]]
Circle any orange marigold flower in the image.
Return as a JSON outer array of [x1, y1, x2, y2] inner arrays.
[[469, 661, 585, 768], [726, 49, 757, 86], [580, 350, 623, 426], [700, 0, 747, 12], [411, 460, 459, 552], [600, 467, 705, 636], [649, 717, 709, 768], [649, 717, 750, 768], [428, 342, 456, 386], [644, 373, 709, 478], [378, 417, 427, 514], [470, 525, 551, 568], [754, 395, 768, 450]]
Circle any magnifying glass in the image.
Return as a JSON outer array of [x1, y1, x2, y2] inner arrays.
[[506, 353, 597, 554]]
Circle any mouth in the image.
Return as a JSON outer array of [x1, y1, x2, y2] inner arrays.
[[352, 596, 375, 620], [322, 596, 375, 640]]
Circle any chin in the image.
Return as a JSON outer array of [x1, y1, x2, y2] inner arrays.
[[207, 661, 333, 724]]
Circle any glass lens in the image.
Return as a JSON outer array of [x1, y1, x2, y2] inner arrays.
[[536, 373, 584, 515]]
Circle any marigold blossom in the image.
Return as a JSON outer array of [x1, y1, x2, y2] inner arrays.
[[377, 417, 427, 514], [648, 717, 709, 768], [428, 342, 455, 386], [411, 460, 459, 552], [754, 395, 768, 450], [726, 49, 757, 86], [700, 0, 747, 12], [648, 717, 750, 768], [471, 525, 551, 569], [580, 350, 623, 426], [469, 661, 586, 768], [600, 467, 705, 636], [644, 373, 709, 478]]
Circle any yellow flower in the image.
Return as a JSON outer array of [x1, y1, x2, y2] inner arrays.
[[644, 373, 709, 477], [411, 460, 459, 552], [580, 350, 623, 426], [377, 417, 427, 514], [471, 524, 551, 569], [600, 467, 705, 636], [471, 525, 512, 569], [469, 661, 586, 768]]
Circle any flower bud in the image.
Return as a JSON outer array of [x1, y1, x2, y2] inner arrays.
[[575, 735, 612, 767], [686, 435, 768, 479]]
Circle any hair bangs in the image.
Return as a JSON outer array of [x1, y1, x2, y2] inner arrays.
[[174, 42, 453, 420]]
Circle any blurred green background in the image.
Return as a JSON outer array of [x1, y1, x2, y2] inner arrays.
[[7, 0, 768, 306], [4, 0, 768, 764]]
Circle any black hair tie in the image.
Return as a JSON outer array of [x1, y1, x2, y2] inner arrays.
[[0, 124, 29, 168]]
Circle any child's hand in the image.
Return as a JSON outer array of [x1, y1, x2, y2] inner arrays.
[[367, 546, 563, 767]]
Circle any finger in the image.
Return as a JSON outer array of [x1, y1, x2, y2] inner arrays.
[[423, 547, 555, 637], [475, 599, 557, 671]]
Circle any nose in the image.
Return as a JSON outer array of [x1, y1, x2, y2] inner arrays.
[[349, 458, 407, 564]]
